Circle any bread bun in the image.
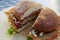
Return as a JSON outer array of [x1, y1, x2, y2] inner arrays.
[[33, 7, 58, 32], [14, 1, 42, 20]]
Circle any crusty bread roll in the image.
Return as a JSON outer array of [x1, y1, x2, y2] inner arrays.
[[14, 1, 42, 20], [33, 7, 58, 32]]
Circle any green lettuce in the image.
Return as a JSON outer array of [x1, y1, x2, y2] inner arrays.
[[7, 25, 15, 36], [27, 36, 33, 40]]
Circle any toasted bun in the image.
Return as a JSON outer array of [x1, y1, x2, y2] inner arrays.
[[58, 16, 60, 25], [14, 1, 42, 20], [33, 7, 58, 32], [5, 8, 18, 31]]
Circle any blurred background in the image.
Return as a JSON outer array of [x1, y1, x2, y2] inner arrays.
[[0, 0, 60, 15], [0, 0, 19, 10]]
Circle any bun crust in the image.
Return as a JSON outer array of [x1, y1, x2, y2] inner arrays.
[[14, 1, 42, 20], [33, 7, 58, 32]]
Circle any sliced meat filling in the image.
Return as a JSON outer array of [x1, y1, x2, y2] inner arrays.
[[13, 9, 41, 29]]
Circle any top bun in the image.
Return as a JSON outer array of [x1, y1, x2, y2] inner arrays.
[[13, 1, 42, 20], [33, 7, 58, 32]]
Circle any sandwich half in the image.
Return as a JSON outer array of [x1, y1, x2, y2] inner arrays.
[[5, 1, 42, 35], [27, 7, 60, 40]]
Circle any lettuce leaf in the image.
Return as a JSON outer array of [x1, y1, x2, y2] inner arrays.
[[27, 36, 33, 40], [7, 24, 15, 36]]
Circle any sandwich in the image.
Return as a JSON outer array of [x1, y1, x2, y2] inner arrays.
[[5, 1, 60, 40], [5, 1, 42, 35], [27, 7, 60, 40]]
